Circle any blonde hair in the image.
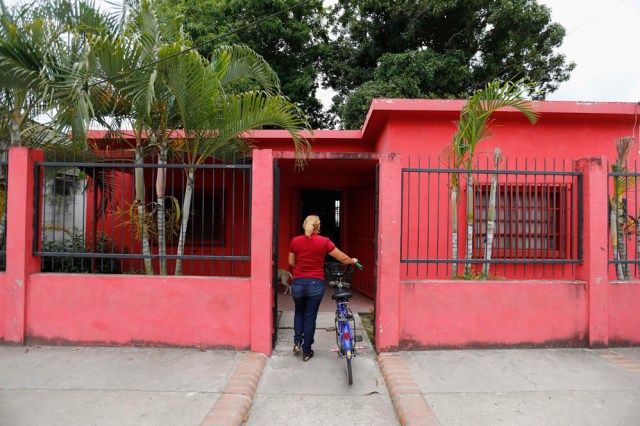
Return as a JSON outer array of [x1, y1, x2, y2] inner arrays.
[[303, 215, 320, 237]]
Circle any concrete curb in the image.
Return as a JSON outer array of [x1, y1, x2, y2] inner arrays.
[[200, 352, 268, 426], [377, 353, 440, 426]]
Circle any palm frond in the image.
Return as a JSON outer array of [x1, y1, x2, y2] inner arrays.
[[208, 92, 310, 168], [209, 45, 281, 95]]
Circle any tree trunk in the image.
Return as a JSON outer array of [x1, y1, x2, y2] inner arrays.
[[617, 202, 631, 279], [135, 145, 154, 275], [636, 220, 640, 279], [156, 141, 168, 275], [464, 174, 474, 276], [451, 184, 459, 278], [483, 149, 501, 277], [10, 112, 21, 147], [175, 169, 194, 276], [610, 206, 623, 280]]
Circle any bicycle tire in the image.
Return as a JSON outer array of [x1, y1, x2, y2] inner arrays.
[[346, 358, 353, 385]]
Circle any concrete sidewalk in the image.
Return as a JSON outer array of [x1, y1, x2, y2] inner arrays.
[[1, 338, 640, 425], [0, 345, 245, 426], [382, 347, 640, 426], [246, 311, 397, 425]]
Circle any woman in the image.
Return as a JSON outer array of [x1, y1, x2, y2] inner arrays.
[[288, 215, 358, 362]]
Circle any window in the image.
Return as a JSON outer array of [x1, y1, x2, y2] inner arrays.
[[190, 192, 224, 245], [473, 183, 569, 259], [153, 189, 225, 247]]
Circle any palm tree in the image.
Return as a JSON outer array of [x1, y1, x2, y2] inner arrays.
[[160, 45, 310, 275], [0, 0, 116, 254], [482, 147, 503, 277], [442, 81, 539, 278], [609, 136, 635, 280], [91, 0, 181, 275], [93, 1, 310, 275]]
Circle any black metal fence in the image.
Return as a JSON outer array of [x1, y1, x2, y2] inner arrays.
[[401, 156, 582, 279], [34, 150, 252, 276], [0, 159, 6, 271], [608, 163, 640, 279]]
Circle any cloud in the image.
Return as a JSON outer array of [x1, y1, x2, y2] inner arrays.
[[540, 0, 640, 102]]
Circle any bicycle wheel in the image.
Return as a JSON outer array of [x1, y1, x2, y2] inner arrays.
[[346, 358, 353, 385]]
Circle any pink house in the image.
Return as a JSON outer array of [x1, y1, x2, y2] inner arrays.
[[2, 99, 639, 355]]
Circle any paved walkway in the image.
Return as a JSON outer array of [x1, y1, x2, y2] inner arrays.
[[1, 321, 640, 425]]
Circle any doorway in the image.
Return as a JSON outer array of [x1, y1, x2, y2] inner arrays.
[[301, 190, 342, 257]]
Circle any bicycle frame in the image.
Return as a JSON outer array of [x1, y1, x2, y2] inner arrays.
[[326, 262, 361, 385], [335, 298, 356, 360]]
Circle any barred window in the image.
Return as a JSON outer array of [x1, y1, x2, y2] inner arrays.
[[473, 183, 570, 259]]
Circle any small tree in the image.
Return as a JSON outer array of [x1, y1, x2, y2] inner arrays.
[[609, 136, 635, 280], [93, 2, 310, 275], [442, 81, 539, 278], [482, 148, 503, 277]]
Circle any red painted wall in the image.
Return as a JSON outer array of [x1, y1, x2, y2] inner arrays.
[[26, 274, 251, 348], [0, 273, 4, 341], [3, 101, 639, 352], [1, 147, 274, 354], [206, 102, 640, 351], [399, 280, 588, 348], [608, 282, 640, 346]]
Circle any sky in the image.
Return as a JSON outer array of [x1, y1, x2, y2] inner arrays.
[[4, 0, 640, 104], [538, 0, 640, 103]]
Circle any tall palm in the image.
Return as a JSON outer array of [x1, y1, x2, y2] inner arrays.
[[442, 80, 539, 278], [92, 0, 177, 274], [159, 45, 310, 275], [610, 136, 635, 280], [483, 148, 503, 277], [0, 0, 116, 252], [93, 1, 310, 275]]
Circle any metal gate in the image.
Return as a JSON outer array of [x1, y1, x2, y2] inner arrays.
[[271, 159, 280, 349], [374, 163, 379, 337]]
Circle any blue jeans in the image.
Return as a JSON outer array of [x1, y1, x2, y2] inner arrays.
[[292, 278, 325, 355]]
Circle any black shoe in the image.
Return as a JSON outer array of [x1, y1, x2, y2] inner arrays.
[[303, 350, 314, 362], [293, 343, 301, 355]]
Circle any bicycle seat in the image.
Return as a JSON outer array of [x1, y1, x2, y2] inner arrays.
[[332, 291, 352, 301]]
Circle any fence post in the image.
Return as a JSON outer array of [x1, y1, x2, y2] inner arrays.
[[375, 152, 402, 352], [250, 149, 273, 355], [3, 147, 43, 344], [575, 157, 609, 348]]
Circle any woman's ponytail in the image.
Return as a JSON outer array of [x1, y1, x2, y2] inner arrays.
[[303, 215, 320, 238]]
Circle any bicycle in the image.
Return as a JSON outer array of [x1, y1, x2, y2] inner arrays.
[[325, 261, 364, 385]]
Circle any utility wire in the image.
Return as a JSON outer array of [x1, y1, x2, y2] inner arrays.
[[477, 0, 630, 94], [3, 0, 316, 135], [564, 0, 629, 37]]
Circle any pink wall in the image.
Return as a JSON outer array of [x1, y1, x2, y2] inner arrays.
[[0, 273, 4, 341], [3, 148, 42, 344], [26, 274, 251, 348], [609, 282, 640, 345], [3, 101, 639, 352], [1, 147, 275, 354], [366, 100, 637, 163], [399, 280, 588, 348]]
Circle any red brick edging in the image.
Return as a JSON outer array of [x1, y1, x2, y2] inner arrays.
[[600, 350, 640, 375], [377, 353, 440, 426], [201, 352, 268, 426]]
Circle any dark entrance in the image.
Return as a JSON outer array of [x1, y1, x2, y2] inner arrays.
[[272, 160, 280, 349], [301, 190, 342, 254]]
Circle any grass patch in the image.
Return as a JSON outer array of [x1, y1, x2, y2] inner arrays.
[[358, 311, 375, 349]]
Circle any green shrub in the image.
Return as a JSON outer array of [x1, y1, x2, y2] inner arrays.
[[41, 232, 121, 273]]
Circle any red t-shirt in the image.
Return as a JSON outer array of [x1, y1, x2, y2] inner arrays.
[[289, 234, 336, 280]]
